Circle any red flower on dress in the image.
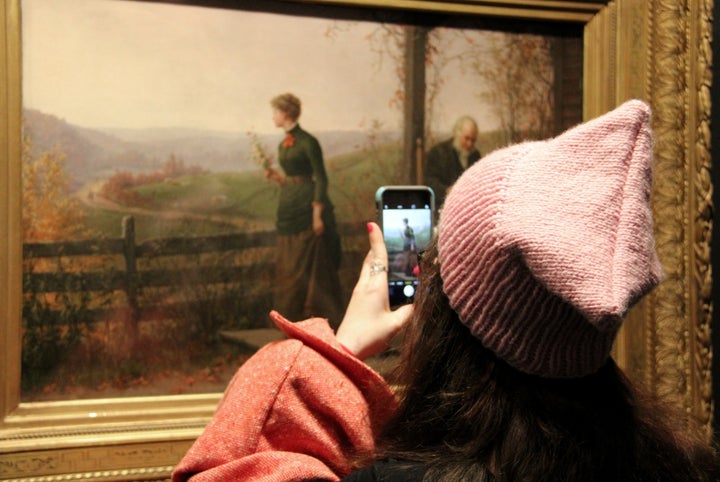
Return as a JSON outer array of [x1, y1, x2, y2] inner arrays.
[[283, 133, 295, 148]]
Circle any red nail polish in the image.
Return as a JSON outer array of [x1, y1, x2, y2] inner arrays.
[[366, 222, 373, 233]]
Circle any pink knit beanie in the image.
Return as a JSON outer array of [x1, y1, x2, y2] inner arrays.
[[437, 100, 662, 378]]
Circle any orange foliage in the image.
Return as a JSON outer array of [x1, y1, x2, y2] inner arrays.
[[22, 136, 87, 242], [467, 32, 555, 143], [100, 154, 207, 207]]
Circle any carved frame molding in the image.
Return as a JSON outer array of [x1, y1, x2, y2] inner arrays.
[[0, 0, 714, 479]]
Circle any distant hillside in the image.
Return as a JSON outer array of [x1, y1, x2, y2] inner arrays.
[[22, 109, 398, 189], [23, 109, 140, 188]]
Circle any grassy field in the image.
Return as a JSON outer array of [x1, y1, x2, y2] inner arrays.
[[78, 131, 518, 241], [83, 142, 404, 240]]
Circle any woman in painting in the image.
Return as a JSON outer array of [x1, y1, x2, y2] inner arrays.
[[263, 93, 344, 327], [401, 218, 417, 276]]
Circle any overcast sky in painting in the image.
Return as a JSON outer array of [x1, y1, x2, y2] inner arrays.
[[21, 0, 497, 134]]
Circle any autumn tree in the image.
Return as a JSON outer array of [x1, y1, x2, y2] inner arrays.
[[161, 153, 206, 179], [100, 154, 207, 207], [22, 136, 87, 242], [326, 22, 439, 181], [332, 23, 447, 144], [21, 137, 95, 393], [329, 22, 557, 152], [468, 32, 555, 144]]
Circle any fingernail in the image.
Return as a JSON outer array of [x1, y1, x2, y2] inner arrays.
[[366, 222, 373, 233]]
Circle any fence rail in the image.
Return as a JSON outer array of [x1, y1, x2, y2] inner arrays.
[[23, 216, 366, 329]]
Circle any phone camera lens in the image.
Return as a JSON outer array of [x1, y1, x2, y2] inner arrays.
[[403, 284, 415, 298]]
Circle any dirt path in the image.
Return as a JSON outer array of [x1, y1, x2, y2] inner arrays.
[[76, 179, 274, 232]]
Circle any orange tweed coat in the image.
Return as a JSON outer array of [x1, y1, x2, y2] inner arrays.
[[172, 311, 398, 481]]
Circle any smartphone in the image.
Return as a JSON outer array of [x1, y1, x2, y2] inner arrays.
[[375, 186, 435, 306]]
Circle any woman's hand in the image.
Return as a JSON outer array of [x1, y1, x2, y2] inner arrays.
[[312, 202, 325, 235], [264, 167, 285, 185], [336, 222, 413, 360]]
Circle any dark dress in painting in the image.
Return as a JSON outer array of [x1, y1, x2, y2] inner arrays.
[[402, 223, 417, 276], [273, 124, 344, 326]]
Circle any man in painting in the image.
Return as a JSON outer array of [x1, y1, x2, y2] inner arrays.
[[424, 115, 481, 208]]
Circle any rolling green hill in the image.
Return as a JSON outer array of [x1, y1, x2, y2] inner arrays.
[[85, 142, 404, 241]]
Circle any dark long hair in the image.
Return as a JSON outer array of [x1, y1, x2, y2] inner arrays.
[[374, 241, 719, 482]]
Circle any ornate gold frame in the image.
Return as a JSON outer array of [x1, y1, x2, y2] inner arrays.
[[0, 0, 713, 479]]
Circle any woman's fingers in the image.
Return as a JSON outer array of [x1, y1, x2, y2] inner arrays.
[[361, 222, 388, 281], [367, 222, 386, 260], [336, 221, 414, 360]]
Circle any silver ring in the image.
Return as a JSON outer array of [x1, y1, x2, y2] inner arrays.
[[369, 259, 388, 276]]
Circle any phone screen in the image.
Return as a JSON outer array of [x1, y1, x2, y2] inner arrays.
[[376, 186, 435, 306]]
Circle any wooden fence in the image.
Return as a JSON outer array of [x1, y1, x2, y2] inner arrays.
[[23, 216, 366, 331]]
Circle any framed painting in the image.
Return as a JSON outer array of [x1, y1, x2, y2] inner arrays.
[[14, 0, 585, 407], [0, 0, 714, 480]]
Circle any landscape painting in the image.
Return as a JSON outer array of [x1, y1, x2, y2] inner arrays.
[[20, 0, 582, 401]]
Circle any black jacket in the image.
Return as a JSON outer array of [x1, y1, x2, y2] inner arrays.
[[341, 459, 428, 481]]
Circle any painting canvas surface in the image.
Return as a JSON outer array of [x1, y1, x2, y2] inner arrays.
[[20, 0, 581, 401]]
